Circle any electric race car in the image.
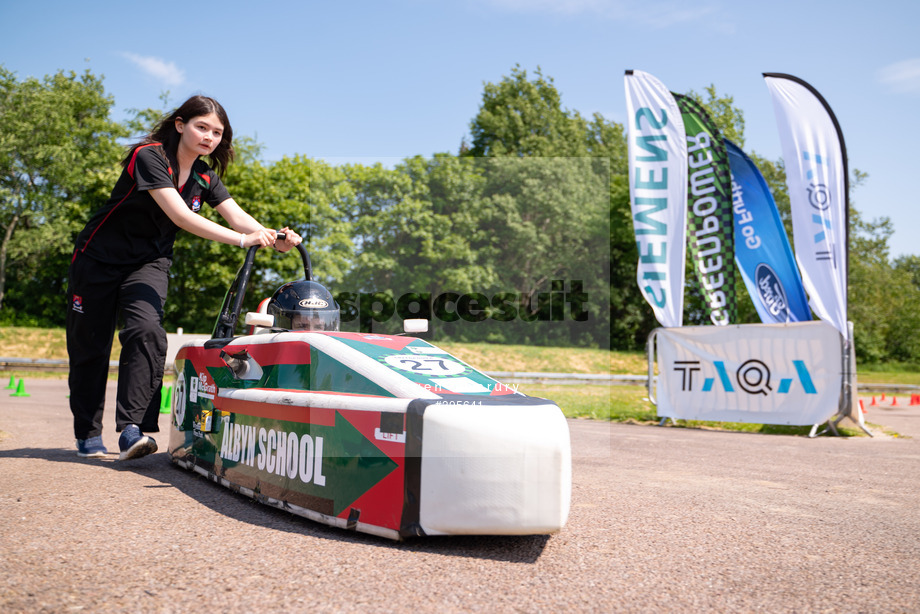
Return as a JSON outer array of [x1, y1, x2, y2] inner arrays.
[[167, 237, 572, 540]]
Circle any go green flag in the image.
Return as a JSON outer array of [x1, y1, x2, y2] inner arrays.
[[673, 93, 737, 325]]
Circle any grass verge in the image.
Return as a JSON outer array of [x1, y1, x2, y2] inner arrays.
[[518, 383, 889, 437]]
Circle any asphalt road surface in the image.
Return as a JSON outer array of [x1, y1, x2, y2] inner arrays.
[[1, 379, 918, 613]]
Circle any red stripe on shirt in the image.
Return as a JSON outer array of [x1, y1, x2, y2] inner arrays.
[[75, 142, 166, 261]]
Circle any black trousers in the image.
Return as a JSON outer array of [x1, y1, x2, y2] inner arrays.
[[66, 254, 170, 440]]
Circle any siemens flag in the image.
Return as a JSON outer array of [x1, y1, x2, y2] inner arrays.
[[625, 70, 688, 328]]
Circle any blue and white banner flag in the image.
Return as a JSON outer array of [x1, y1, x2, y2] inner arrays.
[[725, 139, 811, 324], [625, 70, 688, 328], [764, 74, 848, 339]]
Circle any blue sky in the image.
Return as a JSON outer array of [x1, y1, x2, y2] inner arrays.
[[3, 0, 919, 258]]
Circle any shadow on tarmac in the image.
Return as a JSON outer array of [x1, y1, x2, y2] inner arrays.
[[0, 444, 550, 563]]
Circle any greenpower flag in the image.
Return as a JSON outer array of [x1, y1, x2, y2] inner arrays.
[[673, 93, 737, 325]]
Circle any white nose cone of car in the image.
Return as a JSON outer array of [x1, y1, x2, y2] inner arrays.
[[418, 402, 572, 536]]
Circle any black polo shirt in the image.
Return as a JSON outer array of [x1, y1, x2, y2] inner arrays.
[[74, 143, 232, 264]]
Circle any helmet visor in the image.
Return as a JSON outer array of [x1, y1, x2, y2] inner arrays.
[[289, 310, 340, 332]]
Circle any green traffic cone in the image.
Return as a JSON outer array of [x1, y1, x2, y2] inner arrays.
[[159, 384, 173, 413], [10, 378, 30, 397], [5, 375, 16, 389]]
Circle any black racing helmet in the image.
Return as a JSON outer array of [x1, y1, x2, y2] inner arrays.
[[267, 280, 340, 332]]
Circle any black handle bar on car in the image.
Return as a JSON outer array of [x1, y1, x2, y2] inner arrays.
[[276, 232, 313, 282], [210, 231, 312, 342]]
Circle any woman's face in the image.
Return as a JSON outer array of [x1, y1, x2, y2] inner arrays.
[[176, 112, 224, 157]]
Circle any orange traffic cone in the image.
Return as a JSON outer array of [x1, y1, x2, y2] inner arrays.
[[859, 399, 866, 414], [892, 396, 899, 407], [870, 396, 877, 406]]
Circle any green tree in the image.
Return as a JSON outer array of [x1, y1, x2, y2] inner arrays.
[[331, 156, 496, 334], [475, 156, 610, 346], [889, 254, 920, 362], [342, 155, 493, 294], [846, 202, 920, 364], [469, 65, 624, 162], [848, 211, 898, 362], [686, 84, 746, 148], [0, 66, 125, 321], [467, 65, 628, 348], [893, 254, 920, 291], [469, 66, 585, 157], [300, 158, 357, 286]]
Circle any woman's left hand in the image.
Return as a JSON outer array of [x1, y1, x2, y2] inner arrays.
[[274, 227, 302, 252]]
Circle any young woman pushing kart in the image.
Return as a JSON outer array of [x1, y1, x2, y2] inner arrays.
[[67, 95, 301, 461]]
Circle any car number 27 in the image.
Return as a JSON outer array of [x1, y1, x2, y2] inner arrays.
[[384, 354, 466, 376]]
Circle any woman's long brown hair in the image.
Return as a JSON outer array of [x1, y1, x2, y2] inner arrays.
[[122, 95, 235, 182]]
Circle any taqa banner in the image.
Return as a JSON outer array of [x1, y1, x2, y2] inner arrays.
[[764, 74, 849, 339], [724, 139, 811, 324], [625, 70, 687, 328], [652, 321, 842, 426], [673, 93, 737, 325]]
